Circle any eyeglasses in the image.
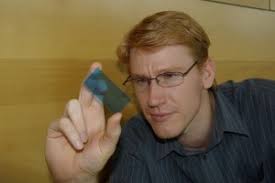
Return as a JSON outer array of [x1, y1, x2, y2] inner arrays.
[[123, 61, 198, 91]]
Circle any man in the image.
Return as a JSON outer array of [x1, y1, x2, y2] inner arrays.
[[46, 11, 275, 183]]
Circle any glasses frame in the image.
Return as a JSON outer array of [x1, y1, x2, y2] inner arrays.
[[123, 61, 198, 89]]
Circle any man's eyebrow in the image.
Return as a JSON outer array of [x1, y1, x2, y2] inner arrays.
[[130, 66, 186, 77], [130, 74, 148, 78], [157, 66, 185, 73]]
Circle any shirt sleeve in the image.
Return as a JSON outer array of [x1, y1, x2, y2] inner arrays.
[[263, 88, 275, 183], [255, 79, 275, 182]]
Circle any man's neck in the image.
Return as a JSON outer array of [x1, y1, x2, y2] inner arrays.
[[178, 90, 215, 151]]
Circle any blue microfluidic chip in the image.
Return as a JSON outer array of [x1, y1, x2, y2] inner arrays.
[[84, 68, 130, 113]]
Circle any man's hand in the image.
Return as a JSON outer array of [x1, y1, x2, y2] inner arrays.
[[45, 63, 122, 183]]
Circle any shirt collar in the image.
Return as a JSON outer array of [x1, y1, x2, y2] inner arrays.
[[155, 88, 249, 160], [214, 89, 249, 136], [155, 137, 181, 160]]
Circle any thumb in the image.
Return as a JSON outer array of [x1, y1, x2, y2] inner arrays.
[[100, 113, 122, 155], [105, 113, 122, 144]]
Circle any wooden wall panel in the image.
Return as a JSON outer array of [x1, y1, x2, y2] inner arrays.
[[204, 0, 270, 9], [216, 61, 275, 82], [271, 0, 275, 10], [0, 102, 63, 183], [1, 0, 275, 61], [0, 59, 128, 105]]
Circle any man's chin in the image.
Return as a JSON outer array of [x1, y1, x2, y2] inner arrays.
[[152, 127, 181, 140]]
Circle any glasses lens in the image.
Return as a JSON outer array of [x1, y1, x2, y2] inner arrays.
[[132, 78, 148, 91], [158, 72, 184, 87]]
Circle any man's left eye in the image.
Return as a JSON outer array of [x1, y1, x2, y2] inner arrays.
[[161, 72, 178, 79]]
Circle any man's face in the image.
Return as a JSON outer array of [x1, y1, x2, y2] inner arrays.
[[129, 45, 212, 139]]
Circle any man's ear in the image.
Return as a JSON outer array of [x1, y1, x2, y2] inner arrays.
[[201, 57, 216, 89]]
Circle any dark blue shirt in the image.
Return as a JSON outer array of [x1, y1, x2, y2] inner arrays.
[[108, 79, 275, 183]]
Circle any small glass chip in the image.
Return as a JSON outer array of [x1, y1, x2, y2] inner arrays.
[[84, 68, 130, 113]]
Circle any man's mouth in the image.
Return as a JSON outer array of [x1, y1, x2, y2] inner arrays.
[[149, 112, 173, 123]]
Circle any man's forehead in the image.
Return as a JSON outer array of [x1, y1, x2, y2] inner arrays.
[[129, 63, 188, 76], [128, 45, 195, 75], [129, 44, 193, 56], [129, 45, 193, 63], [129, 52, 193, 74]]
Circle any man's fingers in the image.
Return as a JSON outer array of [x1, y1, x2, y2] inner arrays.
[[89, 62, 102, 73], [59, 117, 84, 150], [104, 113, 122, 145], [65, 99, 88, 143], [97, 113, 122, 159], [79, 62, 103, 107]]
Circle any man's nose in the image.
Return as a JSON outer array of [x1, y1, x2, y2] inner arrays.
[[147, 80, 165, 108]]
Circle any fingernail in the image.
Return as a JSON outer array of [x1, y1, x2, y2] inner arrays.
[[76, 140, 83, 150], [80, 133, 88, 143]]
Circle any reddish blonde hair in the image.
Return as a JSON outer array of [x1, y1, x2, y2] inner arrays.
[[117, 11, 211, 67]]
